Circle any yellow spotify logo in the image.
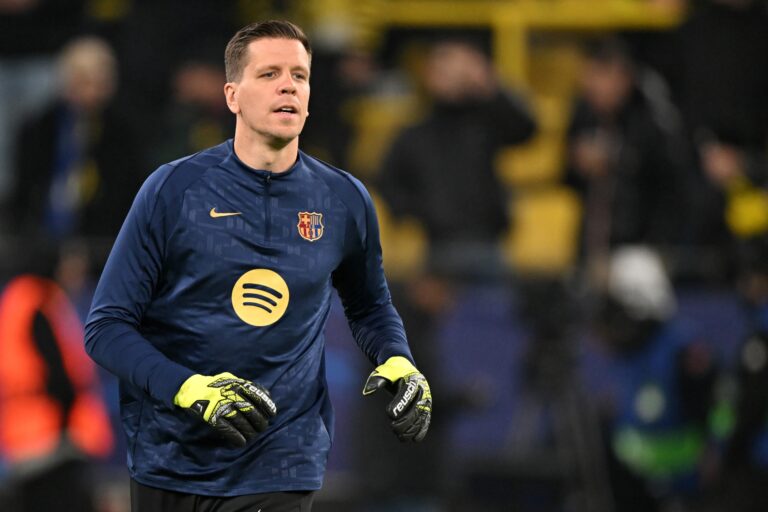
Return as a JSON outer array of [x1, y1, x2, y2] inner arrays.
[[231, 269, 290, 326]]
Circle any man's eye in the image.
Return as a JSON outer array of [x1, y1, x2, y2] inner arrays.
[[293, 74, 307, 81], [261, 72, 276, 78]]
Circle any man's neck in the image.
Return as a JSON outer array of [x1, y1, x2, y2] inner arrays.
[[233, 131, 299, 173]]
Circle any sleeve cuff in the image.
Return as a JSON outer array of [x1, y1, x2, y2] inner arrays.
[[376, 344, 415, 366], [150, 363, 196, 408]]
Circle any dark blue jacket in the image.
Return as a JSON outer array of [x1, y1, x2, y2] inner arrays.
[[85, 140, 412, 495]]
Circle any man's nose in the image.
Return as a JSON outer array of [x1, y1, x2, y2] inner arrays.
[[279, 78, 297, 94]]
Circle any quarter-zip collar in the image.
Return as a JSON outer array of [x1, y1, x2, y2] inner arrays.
[[219, 139, 304, 180]]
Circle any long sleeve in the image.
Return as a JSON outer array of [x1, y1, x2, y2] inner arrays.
[[332, 179, 414, 366], [84, 167, 194, 407], [487, 89, 538, 146]]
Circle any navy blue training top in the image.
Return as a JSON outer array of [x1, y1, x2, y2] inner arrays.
[[85, 140, 412, 495]]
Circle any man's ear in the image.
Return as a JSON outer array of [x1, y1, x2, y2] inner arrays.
[[224, 82, 239, 114]]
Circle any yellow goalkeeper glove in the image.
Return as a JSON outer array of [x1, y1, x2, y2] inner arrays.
[[174, 372, 277, 447], [363, 356, 432, 442]]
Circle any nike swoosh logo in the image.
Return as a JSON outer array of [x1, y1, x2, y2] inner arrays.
[[210, 208, 242, 218]]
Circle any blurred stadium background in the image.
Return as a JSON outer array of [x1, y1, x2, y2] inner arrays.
[[2, 0, 768, 511]]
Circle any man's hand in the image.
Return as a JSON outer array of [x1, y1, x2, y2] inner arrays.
[[174, 372, 277, 447], [363, 356, 432, 442]]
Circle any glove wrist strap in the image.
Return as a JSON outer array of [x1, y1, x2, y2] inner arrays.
[[376, 356, 418, 382]]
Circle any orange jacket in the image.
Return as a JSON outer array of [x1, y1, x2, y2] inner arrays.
[[0, 274, 113, 462]]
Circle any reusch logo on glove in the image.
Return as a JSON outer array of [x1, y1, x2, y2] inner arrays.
[[243, 383, 277, 416], [231, 269, 290, 326], [393, 380, 418, 416]]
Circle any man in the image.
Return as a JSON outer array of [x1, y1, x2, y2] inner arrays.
[[85, 20, 431, 512], [379, 38, 537, 280], [563, 38, 685, 278]]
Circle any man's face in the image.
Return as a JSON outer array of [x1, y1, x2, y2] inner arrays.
[[225, 38, 310, 147], [580, 59, 632, 116], [424, 42, 490, 102]]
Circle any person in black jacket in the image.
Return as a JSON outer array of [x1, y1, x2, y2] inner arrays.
[[563, 38, 687, 277], [378, 39, 537, 280]]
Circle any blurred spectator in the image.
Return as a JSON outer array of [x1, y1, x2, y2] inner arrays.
[[669, 0, 768, 276], [564, 38, 686, 281], [10, 36, 145, 241], [150, 55, 233, 165], [0, 242, 113, 512], [585, 246, 716, 512], [378, 39, 536, 280], [0, 0, 84, 216]]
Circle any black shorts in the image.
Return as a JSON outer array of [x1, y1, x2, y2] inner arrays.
[[130, 479, 315, 512]]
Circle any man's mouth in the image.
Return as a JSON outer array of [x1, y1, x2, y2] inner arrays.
[[274, 106, 298, 115]]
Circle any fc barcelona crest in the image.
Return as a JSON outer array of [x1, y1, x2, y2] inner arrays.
[[297, 212, 324, 242]]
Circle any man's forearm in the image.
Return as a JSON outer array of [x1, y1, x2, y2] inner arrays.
[[347, 301, 414, 366], [85, 318, 194, 406]]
